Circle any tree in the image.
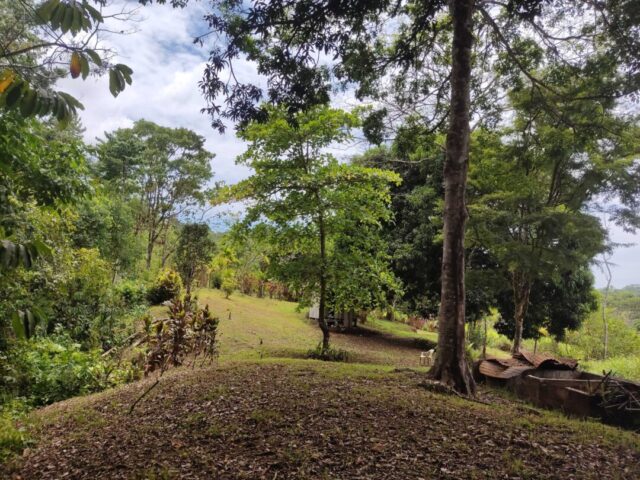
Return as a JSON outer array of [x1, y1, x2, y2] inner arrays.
[[0, 0, 136, 121], [209, 243, 239, 298], [97, 120, 214, 269], [174, 223, 216, 294], [468, 61, 640, 352], [216, 105, 400, 350], [0, 112, 91, 342], [353, 131, 445, 318], [494, 265, 598, 343]]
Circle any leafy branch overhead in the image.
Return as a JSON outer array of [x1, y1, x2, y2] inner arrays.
[[0, 0, 135, 122]]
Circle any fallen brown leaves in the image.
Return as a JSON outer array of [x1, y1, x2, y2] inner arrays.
[[6, 362, 640, 479]]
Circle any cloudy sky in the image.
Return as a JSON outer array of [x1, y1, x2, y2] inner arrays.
[[57, 1, 639, 289]]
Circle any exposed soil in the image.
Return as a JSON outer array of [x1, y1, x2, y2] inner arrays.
[[7, 362, 639, 480]]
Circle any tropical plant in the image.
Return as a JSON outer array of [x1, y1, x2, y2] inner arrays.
[[0, 0, 136, 122]]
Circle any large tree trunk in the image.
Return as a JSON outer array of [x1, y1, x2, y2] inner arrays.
[[429, 0, 476, 395], [511, 272, 531, 354], [318, 211, 330, 351]]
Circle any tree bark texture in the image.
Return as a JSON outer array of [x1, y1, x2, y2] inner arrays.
[[318, 210, 330, 351], [511, 271, 531, 354], [430, 0, 476, 395]]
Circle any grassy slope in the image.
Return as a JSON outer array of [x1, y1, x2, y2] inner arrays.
[[170, 289, 437, 368], [5, 289, 640, 479]]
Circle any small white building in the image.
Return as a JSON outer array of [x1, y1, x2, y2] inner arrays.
[[308, 304, 358, 330]]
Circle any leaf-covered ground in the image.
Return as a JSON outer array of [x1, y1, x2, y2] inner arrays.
[[7, 361, 639, 479]]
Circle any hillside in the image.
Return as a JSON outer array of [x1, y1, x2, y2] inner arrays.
[[4, 290, 640, 479]]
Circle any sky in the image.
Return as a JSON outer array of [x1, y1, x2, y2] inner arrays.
[[57, 1, 640, 289]]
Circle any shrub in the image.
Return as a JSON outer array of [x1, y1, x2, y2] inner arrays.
[[0, 409, 28, 462], [146, 269, 183, 305], [115, 280, 148, 307], [142, 296, 220, 375], [565, 310, 640, 360], [306, 343, 350, 362], [1, 336, 107, 407], [221, 275, 236, 299]]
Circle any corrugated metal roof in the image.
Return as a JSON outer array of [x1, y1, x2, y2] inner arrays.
[[479, 350, 577, 380]]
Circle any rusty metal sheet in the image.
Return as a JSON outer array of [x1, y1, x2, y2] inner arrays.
[[515, 350, 578, 370], [479, 360, 533, 379], [480, 350, 578, 381], [479, 360, 507, 378], [484, 356, 527, 368]]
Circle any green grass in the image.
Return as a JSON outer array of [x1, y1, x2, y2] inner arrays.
[[364, 315, 437, 342], [195, 289, 321, 361], [581, 355, 640, 382]]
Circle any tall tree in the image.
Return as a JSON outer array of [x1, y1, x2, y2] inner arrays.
[[215, 105, 400, 350], [494, 266, 598, 344], [468, 62, 640, 352], [174, 223, 216, 294], [97, 120, 214, 269], [353, 129, 445, 318]]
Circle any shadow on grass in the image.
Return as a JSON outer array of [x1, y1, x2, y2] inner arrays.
[[333, 326, 437, 352]]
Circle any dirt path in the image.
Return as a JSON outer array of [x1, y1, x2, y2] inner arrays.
[[9, 362, 639, 479]]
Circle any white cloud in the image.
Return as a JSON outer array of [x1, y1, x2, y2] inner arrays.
[[56, 0, 255, 185]]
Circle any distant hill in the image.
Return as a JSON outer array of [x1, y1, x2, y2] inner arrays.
[[600, 285, 640, 329], [620, 284, 640, 295]]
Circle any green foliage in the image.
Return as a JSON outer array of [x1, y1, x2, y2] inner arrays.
[[71, 194, 143, 278], [565, 308, 640, 361], [221, 276, 236, 299], [115, 280, 148, 308], [221, 105, 401, 317], [147, 269, 183, 305], [306, 343, 350, 362], [0, 0, 135, 122], [494, 267, 598, 341], [581, 356, 640, 383], [96, 120, 214, 269], [0, 405, 29, 462], [174, 223, 215, 292], [601, 286, 640, 329], [354, 134, 445, 317], [0, 336, 110, 407]]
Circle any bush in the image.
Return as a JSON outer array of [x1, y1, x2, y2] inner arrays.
[[115, 280, 148, 307], [146, 269, 183, 305], [221, 275, 236, 299], [306, 343, 350, 362], [0, 409, 28, 462], [142, 296, 220, 375], [565, 310, 640, 360], [1, 336, 109, 407]]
